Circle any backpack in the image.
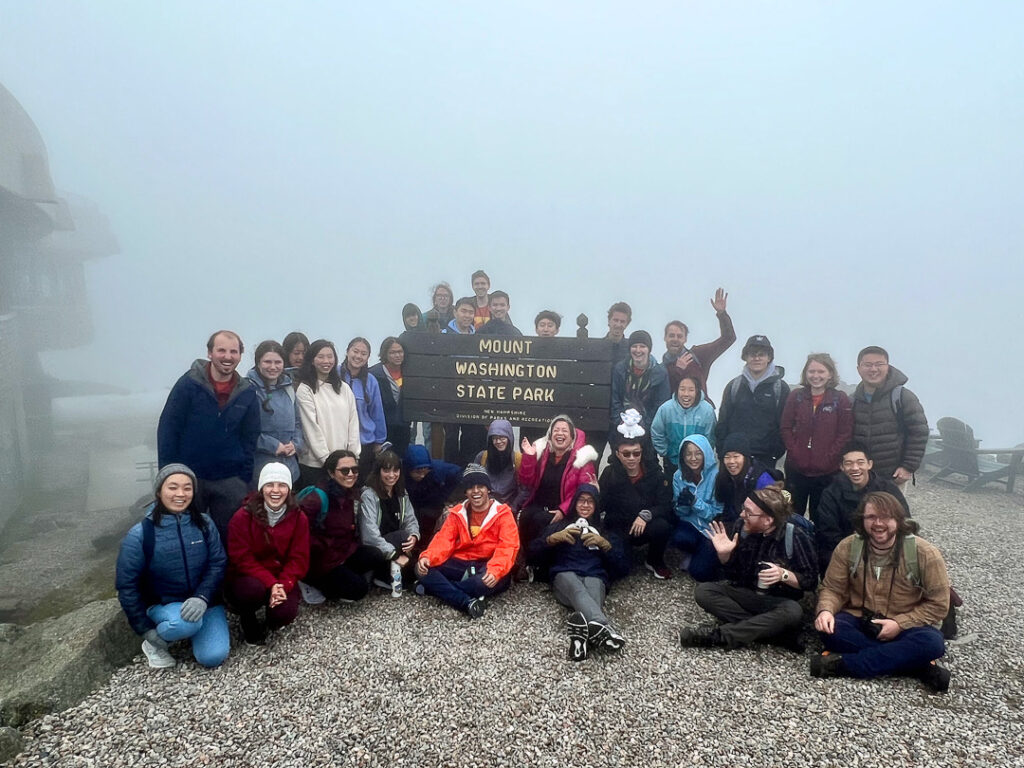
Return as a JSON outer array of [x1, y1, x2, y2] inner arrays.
[[296, 486, 330, 528], [889, 385, 904, 421], [783, 515, 814, 559], [847, 533, 920, 586]]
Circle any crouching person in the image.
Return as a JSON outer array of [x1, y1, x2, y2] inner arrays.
[[116, 464, 230, 668], [811, 491, 950, 692], [530, 484, 629, 661], [359, 450, 420, 597], [415, 465, 519, 618], [226, 463, 310, 645], [679, 485, 817, 651]]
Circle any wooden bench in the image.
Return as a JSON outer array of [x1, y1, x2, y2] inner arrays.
[[931, 417, 1024, 493]]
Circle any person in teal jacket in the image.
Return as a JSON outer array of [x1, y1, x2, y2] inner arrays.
[[670, 434, 723, 582], [651, 375, 717, 477]]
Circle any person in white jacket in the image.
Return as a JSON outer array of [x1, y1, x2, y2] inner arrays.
[[294, 339, 361, 491]]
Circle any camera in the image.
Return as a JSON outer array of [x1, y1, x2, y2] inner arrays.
[[859, 609, 885, 639]]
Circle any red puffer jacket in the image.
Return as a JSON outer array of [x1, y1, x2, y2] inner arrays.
[[227, 504, 310, 592], [781, 387, 853, 476]]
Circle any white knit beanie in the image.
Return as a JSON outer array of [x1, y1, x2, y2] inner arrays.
[[258, 462, 293, 491]]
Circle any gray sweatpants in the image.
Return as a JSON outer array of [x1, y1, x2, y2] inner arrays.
[[551, 571, 609, 625]]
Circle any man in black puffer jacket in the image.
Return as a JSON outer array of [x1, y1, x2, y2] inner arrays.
[[851, 346, 929, 486]]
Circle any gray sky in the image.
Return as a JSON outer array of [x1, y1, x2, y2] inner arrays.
[[3, 2, 1022, 445]]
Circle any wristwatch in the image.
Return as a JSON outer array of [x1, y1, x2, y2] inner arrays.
[[781, 570, 790, 582]]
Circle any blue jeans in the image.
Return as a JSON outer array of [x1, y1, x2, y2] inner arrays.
[[670, 522, 720, 582], [148, 603, 230, 668], [418, 558, 510, 613], [821, 611, 945, 678]]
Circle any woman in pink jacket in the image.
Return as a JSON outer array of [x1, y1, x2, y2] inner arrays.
[[780, 353, 853, 522], [516, 415, 599, 574]]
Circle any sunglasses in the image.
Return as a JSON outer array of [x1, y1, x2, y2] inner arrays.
[[334, 466, 358, 476], [618, 450, 642, 458]]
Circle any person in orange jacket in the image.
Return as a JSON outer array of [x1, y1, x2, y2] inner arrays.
[[414, 464, 520, 618]]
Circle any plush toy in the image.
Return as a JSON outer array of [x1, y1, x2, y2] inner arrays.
[[617, 408, 645, 439]]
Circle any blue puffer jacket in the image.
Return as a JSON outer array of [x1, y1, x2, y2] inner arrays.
[[340, 368, 388, 445], [115, 504, 226, 635], [650, 390, 718, 467], [672, 433, 723, 532], [157, 359, 261, 480], [403, 445, 463, 512], [246, 367, 305, 482]]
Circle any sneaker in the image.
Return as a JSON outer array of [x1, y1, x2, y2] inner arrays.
[[917, 661, 951, 693], [809, 651, 845, 678], [567, 611, 589, 662], [299, 581, 326, 606], [603, 627, 626, 652], [645, 562, 673, 580], [679, 626, 724, 649], [240, 614, 267, 647], [466, 598, 486, 619], [141, 639, 175, 669], [587, 621, 611, 646], [390, 562, 403, 598]]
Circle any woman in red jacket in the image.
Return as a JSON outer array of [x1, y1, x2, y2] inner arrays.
[[226, 462, 310, 646], [780, 353, 853, 522]]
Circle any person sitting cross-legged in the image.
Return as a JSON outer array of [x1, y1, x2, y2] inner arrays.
[[415, 465, 520, 618], [811, 491, 950, 693], [678, 485, 817, 652]]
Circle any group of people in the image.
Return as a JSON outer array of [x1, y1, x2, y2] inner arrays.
[[116, 271, 952, 695]]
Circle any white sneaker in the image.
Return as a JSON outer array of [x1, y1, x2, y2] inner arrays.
[[141, 639, 175, 669], [390, 562, 403, 598], [299, 581, 326, 605]]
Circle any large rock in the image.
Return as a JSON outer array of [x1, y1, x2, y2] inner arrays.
[[0, 726, 24, 763], [0, 599, 137, 728]]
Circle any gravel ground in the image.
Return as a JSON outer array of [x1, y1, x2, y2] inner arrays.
[[7, 478, 1024, 767]]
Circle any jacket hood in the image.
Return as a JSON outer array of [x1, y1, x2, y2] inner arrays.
[[246, 366, 293, 392], [678, 433, 718, 475], [857, 365, 909, 397], [569, 483, 601, 521], [742, 363, 784, 390], [445, 319, 474, 334], [188, 358, 250, 396], [402, 303, 424, 331], [487, 419, 515, 442], [403, 444, 433, 472], [534, 419, 597, 470]]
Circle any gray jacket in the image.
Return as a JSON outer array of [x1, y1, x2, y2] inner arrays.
[[358, 486, 420, 559]]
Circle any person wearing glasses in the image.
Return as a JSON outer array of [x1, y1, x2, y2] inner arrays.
[[294, 339, 361, 492], [596, 434, 674, 580], [297, 450, 380, 604], [851, 346, 929, 487], [247, 340, 305, 484], [715, 335, 790, 468], [678, 484, 817, 652]]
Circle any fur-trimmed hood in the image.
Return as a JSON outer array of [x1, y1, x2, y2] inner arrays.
[[532, 431, 598, 470]]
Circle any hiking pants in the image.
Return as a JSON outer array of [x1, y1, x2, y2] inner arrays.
[[551, 571, 609, 626], [695, 583, 802, 647]]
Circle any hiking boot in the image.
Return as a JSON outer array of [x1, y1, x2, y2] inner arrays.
[[645, 562, 673, 580], [141, 639, 175, 669], [809, 651, 845, 678], [241, 614, 267, 647], [390, 562, 404, 598], [567, 612, 589, 662], [679, 626, 724, 649], [466, 598, 486, 619], [917, 661, 951, 693], [299, 581, 326, 606]]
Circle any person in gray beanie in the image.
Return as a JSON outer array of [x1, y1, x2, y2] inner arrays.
[[115, 463, 230, 669]]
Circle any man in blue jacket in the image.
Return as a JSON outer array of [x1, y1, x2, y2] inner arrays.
[[157, 330, 261, 539]]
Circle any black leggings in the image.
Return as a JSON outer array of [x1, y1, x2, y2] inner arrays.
[[307, 545, 380, 601]]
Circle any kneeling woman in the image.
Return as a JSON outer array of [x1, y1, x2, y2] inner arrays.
[[116, 464, 230, 668], [415, 465, 520, 618], [530, 484, 629, 661], [226, 463, 310, 645], [670, 434, 724, 581], [359, 451, 420, 596], [299, 450, 381, 602]]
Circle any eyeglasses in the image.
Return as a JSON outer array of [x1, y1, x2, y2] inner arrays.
[[741, 508, 765, 518], [618, 450, 642, 458], [747, 350, 770, 358], [334, 466, 359, 476], [859, 362, 888, 370]]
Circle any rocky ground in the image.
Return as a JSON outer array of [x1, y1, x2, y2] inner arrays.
[[5, 478, 1023, 767]]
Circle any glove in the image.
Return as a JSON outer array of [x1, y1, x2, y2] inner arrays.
[[143, 628, 169, 649], [677, 488, 696, 507], [179, 597, 208, 623], [546, 528, 578, 546], [581, 532, 612, 552]]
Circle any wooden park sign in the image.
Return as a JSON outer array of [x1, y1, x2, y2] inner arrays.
[[400, 332, 615, 432]]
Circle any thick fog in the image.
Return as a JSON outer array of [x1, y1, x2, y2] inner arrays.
[[3, 2, 1023, 445]]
